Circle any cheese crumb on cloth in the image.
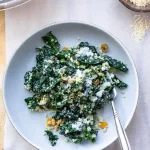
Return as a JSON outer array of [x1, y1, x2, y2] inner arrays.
[[131, 15, 149, 43], [130, 0, 150, 7]]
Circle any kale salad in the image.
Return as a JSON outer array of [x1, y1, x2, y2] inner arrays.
[[24, 31, 128, 146]]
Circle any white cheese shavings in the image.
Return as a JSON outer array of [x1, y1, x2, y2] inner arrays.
[[98, 116, 104, 122], [75, 69, 85, 78], [86, 74, 97, 87], [76, 47, 94, 57], [64, 83, 71, 89], [130, 0, 150, 7], [91, 96, 98, 102], [39, 99, 48, 105], [101, 62, 110, 71], [100, 82, 111, 90], [72, 69, 85, 83], [38, 96, 49, 105], [96, 90, 104, 98], [108, 73, 114, 79], [87, 126, 91, 131], [44, 59, 53, 64], [86, 78, 92, 87], [57, 102, 62, 106], [83, 118, 91, 124], [71, 121, 83, 131], [65, 130, 69, 134], [131, 15, 149, 43], [92, 134, 96, 138], [72, 139, 77, 143], [96, 82, 111, 97]]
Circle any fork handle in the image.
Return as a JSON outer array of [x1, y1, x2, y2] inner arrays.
[[111, 101, 131, 150]]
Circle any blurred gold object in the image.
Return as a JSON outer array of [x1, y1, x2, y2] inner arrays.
[[0, 11, 6, 150]]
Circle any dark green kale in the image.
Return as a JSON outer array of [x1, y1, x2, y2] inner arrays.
[[24, 72, 60, 93], [53, 105, 81, 121], [25, 94, 51, 111], [24, 71, 34, 92], [57, 48, 77, 59], [59, 122, 98, 143], [83, 128, 98, 142], [25, 95, 39, 110], [77, 55, 103, 65], [36, 45, 57, 58], [32, 76, 60, 92], [45, 130, 58, 146], [42, 31, 60, 52], [112, 75, 128, 89], [103, 55, 128, 72]]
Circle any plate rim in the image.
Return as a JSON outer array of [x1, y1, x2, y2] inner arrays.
[[2, 21, 139, 150]]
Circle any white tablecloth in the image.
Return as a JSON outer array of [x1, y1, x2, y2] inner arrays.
[[4, 0, 150, 150]]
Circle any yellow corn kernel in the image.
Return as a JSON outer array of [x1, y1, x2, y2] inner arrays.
[[51, 118, 56, 126], [62, 47, 68, 51], [46, 118, 52, 127], [100, 44, 108, 53], [100, 121, 108, 129]]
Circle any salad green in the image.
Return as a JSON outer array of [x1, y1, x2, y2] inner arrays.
[[24, 31, 128, 146]]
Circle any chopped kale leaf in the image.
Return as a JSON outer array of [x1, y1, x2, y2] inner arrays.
[[45, 130, 58, 146], [42, 31, 60, 52]]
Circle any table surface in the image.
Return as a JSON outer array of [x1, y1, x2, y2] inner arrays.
[[0, 11, 6, 150], [2, 0, 150, 149]]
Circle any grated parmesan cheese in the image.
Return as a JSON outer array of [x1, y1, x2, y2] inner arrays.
[[130, 0, 150, 7], [131, 15, 149, 43]]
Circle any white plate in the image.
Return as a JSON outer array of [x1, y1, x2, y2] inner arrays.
[[3, 22, 139, 150]]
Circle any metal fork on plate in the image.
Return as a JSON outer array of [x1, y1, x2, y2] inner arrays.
[[111, 88, 131, 150]]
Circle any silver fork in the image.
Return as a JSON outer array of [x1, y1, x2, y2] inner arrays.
[[111, 88, 131, 150]]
